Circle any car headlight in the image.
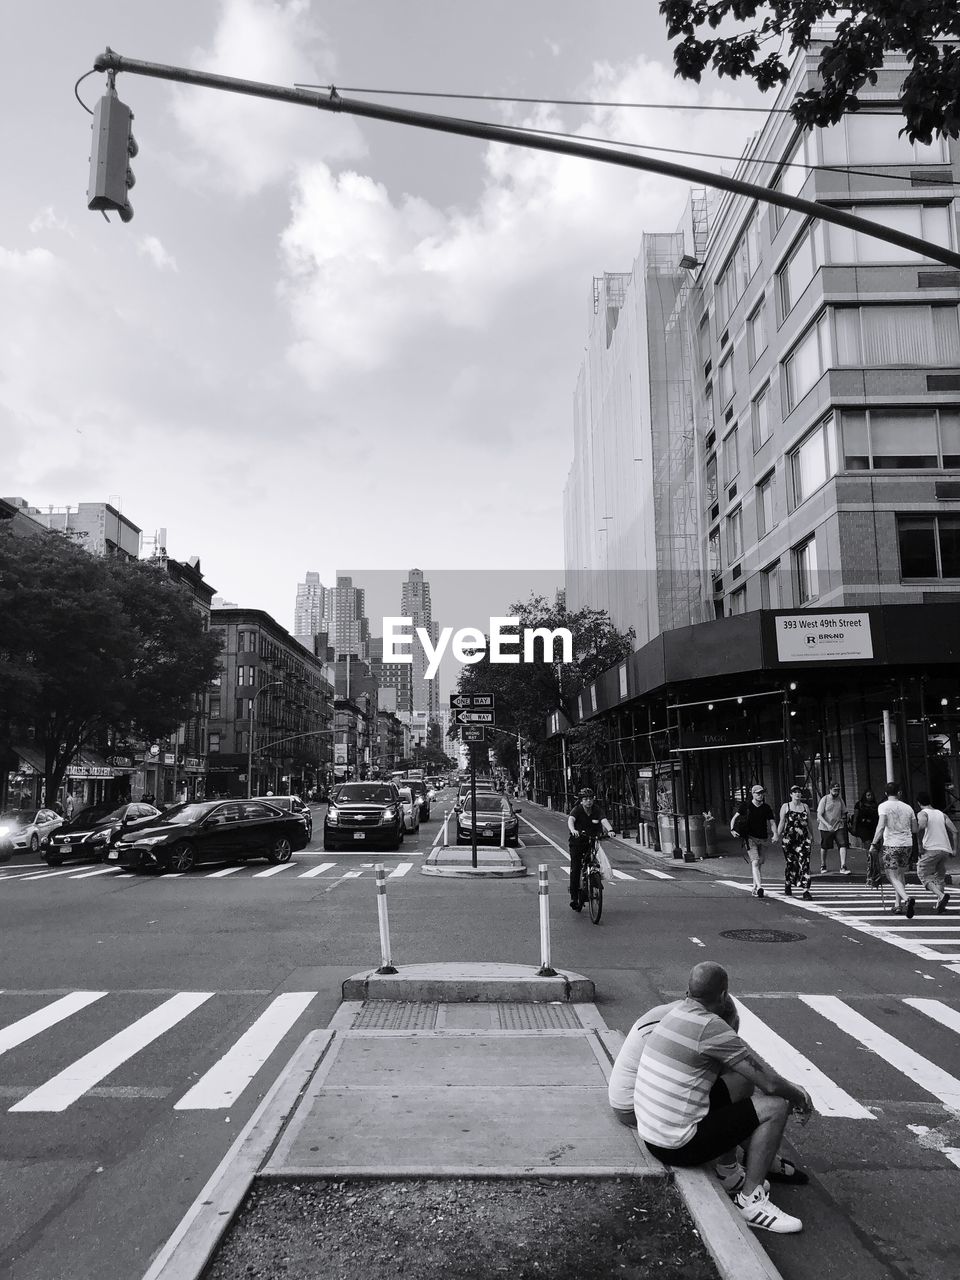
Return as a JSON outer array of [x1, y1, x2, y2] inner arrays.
[[0, 825, 14, 839], [134, 836, 168, 846], [326, 806, 340, 826], [91, 830, 111, 845], [381, 807, 397, 822]]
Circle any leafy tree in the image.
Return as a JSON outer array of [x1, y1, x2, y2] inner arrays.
[[454, 594, 634, 755], [0, 528, 222, 803], [659, 1, 960, 143]]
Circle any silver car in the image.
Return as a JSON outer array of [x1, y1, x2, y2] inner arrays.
[[396, 786, 421, 833], [0, 807, 63, 854]]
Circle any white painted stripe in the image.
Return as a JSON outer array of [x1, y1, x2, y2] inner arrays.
[[205, 867, 242, 879], [800, 994, 960, 1110], [519, 817, 568, 857], [20, 867, 88, 882], [10, 992, 214, 1113], [298, 862, 335, 879], [252, 864, 294, 878], [388, 863, 413, 878], [0, 991, 107, 1056], [905, 998, 960, 1035], [733, 999, 873, 1119], [342, 870, 363, 879], [639, 867, 674, 880], [611, 869, 635, 881], [174, 992, 316, 1110], [69, 867, 118, 880]]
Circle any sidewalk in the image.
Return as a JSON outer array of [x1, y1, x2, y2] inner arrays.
[[142, 965, 783, 1280]]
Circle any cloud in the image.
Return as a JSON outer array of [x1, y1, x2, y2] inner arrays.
[[28, 207, 73, 236], [137, 235, 178, 271], [169, 0, 367, 196]]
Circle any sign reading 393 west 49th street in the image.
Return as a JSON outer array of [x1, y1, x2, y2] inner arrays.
[[775, 612, 874, 662], [450, 694, 496, 710]]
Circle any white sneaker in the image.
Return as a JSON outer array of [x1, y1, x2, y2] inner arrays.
[[715, 1162, 769, 1196], [735, 1184, 802, 1233]]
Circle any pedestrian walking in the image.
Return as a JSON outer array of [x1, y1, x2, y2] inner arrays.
[[817, 782, 850, 874], [871, 782, 919, 917], [915, 791, 956, 913], [851, 790, 879, 849], [732, 784, 778, 899], [776, 785, 814, 899]]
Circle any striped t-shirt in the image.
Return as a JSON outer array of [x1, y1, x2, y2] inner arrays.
[[633, 998, 750, 1148]]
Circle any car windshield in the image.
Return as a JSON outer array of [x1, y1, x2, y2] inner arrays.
[[153, 803, 211, 825], [0, 810, 32, 827], [71, 806, 116, 826], [334, 786, 395, 803], [470, 799, 508, 815], [398, 788, 413, 802]]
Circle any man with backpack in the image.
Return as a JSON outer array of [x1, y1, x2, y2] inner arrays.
[[732, 785, 779, 899]]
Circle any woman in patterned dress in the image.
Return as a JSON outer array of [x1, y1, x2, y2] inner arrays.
[[776, 784, 815, 899]]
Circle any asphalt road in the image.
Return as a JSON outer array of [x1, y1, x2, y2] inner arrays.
[[1, 791, 958, 1279]]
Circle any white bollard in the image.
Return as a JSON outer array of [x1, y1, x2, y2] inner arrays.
[[536, 864, 557, 977], [442, 808, 450, 848], [374, 864, 398, 974], [500, 815, 506, 848]]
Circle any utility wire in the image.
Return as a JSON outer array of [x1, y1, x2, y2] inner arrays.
[[74, 69, 97, 114]]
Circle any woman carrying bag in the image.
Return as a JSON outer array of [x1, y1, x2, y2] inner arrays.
[[776, 785, 815, 899]]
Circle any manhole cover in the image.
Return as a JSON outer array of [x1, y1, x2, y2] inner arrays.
[[719, 928, 807, 943]]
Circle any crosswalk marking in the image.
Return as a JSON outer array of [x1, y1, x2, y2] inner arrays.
[[19, 867, 85, 882], [252, 863, 293, 878], [0, 991, 108, 1056], [904, 998, 960, 1035], [174, 992, 317, 1110], [205, 867, 242, 878], [388, 863, 413, 878], [638, 866, 673, 880], [69, 867, 117, 880], [800, 994, 960, 1111], [9, 992, 214, 1113], [734, 999, 873, 1118], [298, 862, 335, 879]]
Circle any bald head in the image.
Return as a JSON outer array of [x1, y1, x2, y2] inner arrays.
[[687, 962, 729, 1010]]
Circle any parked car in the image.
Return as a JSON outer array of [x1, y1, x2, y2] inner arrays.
[[43, 802, 163, 865], [257, 794, 313, 840], [402, 778, 432, 822], [456, 794, 521, 847], [112, 799, 309, 873], [323, 782, 405, 852], [0, 807, 64, 855], [455, 782, 498, 812], [396, 785, 421, 834]]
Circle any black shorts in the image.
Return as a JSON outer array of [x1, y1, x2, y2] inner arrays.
[[642, 1078, 759, 1167], [820, 829, 847, 850]]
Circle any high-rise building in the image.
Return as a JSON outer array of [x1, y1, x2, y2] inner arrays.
[[401, 569, 439, 721], [26, 501, 141, 559], [294, 572, 329, 645], [330, 575, 370, 660]]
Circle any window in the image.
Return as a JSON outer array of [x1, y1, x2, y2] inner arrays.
[[208, 733, 221, 753], [752, 386, 771, 449], [828, 203, 953, 264], [795, 537, 819, 604], [761, 561, 782, 609], [718, 352, 735, 407], [727, 506, 744, 562], [715, 262, 735, 331], [236, 730, 246, 755], [211, 670, 222, 688], [703, 385, 715, 432], [723, 426, 740, 486], [898, 516, 960, 578], [778, 224, 823, 315], [708, 527, 721, 578], [237, 666, 246, 686], [819, 114, 949, 168], [705, 453, 718, 509], [783, 314, 829, 411], [747, 302, 767, 366], [728, 587, 747, 616], [835, 305, 960, 366], [772, 136, 812, 227], [209, 696, 221, 719], [790, 417, 838, 506], [757, 473, 776, 538], [236, 697, 250, 721]]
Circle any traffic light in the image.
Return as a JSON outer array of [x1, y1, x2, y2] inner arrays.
[[87, 86, 137, 222]]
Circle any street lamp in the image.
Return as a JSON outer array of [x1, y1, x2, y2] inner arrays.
[[247, 681, 283, 799]]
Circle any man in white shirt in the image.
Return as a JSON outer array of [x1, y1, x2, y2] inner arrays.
[[872, 782, 919, 917], [916, 791, 956, 914]]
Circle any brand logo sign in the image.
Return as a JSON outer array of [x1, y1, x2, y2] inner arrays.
[[775, 613, 873, 662]]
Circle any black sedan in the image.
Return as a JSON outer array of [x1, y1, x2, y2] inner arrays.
[[323, 783, 405, 852], [456, 795, 521, 847], [111, 799, 310, 873], [43, 802, 163, 865]]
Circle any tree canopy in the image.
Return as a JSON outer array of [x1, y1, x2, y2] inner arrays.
[[0, 528, 222, 800], [660, 1, 960, 143]]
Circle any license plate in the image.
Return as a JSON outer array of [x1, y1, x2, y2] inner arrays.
[[353, 832, 366, 840], [107, 850, 119, 860], [483, 827, 493, 837]]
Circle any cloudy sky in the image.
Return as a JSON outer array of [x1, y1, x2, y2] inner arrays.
[[3, 0, 764, 640]]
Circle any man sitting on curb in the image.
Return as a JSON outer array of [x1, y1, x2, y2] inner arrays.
[[632, 961, 813, 1234]]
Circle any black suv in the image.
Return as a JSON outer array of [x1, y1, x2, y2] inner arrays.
[[323, 783, 405, 852]]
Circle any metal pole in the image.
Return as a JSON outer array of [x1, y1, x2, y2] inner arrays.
[[471, 747, 478, 869], [536, 865, 557, 977], [246, 695, 255, 800], [374, 865, 398, 974], [882, 709, 895, 783]]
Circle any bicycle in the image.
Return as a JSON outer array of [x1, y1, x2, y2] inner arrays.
[[577, 833, 605, 924]]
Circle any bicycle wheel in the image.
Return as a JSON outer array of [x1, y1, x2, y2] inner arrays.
[[587, 868, 603, 923]]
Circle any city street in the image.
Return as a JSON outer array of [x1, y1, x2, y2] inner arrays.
[[0, 796, 958, 1279]]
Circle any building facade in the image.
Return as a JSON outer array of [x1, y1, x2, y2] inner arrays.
[[557, 43, 960, 845], [29, 501, 141, 559], [330, 575, 370, 660], [293, 571, 330, 646], [401, 569, 440, 723]]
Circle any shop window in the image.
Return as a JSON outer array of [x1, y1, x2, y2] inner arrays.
[[747, 302, 767, 367], [790, 417, 838, 507], [835, 305, 960, 367], [752, 386, 771, 449], [898, 516, 960, 578], [783, 314, 829, 411], [828, 203, 953, 264], [794, 536, 819, 604], [757, 472, 776, 538], [840, 407, 960, 469]]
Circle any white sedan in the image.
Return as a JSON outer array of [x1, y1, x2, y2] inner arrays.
[[0, 807, 64, 854], [396, 786, 421, 834]]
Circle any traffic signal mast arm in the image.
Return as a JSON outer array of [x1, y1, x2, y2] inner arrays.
[[89, 45, 960, 270]]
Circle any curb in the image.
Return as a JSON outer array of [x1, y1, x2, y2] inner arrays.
[[341, 962, 594, 1002], [421, 846, 527, 877]]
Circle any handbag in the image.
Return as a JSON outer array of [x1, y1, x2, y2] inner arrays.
[[596, 845, 614, 887]]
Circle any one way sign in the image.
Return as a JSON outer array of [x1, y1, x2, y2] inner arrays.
[[454, 710, 495, 726], [450, 693, 496, 710]]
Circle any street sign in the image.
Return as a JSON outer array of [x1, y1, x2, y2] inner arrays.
[[454, 710, 495, 726], [461, 726, 486, 743], [449, 693, 496, 710]]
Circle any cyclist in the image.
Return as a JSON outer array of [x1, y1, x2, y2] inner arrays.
[[567, 787, 614, 911]]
